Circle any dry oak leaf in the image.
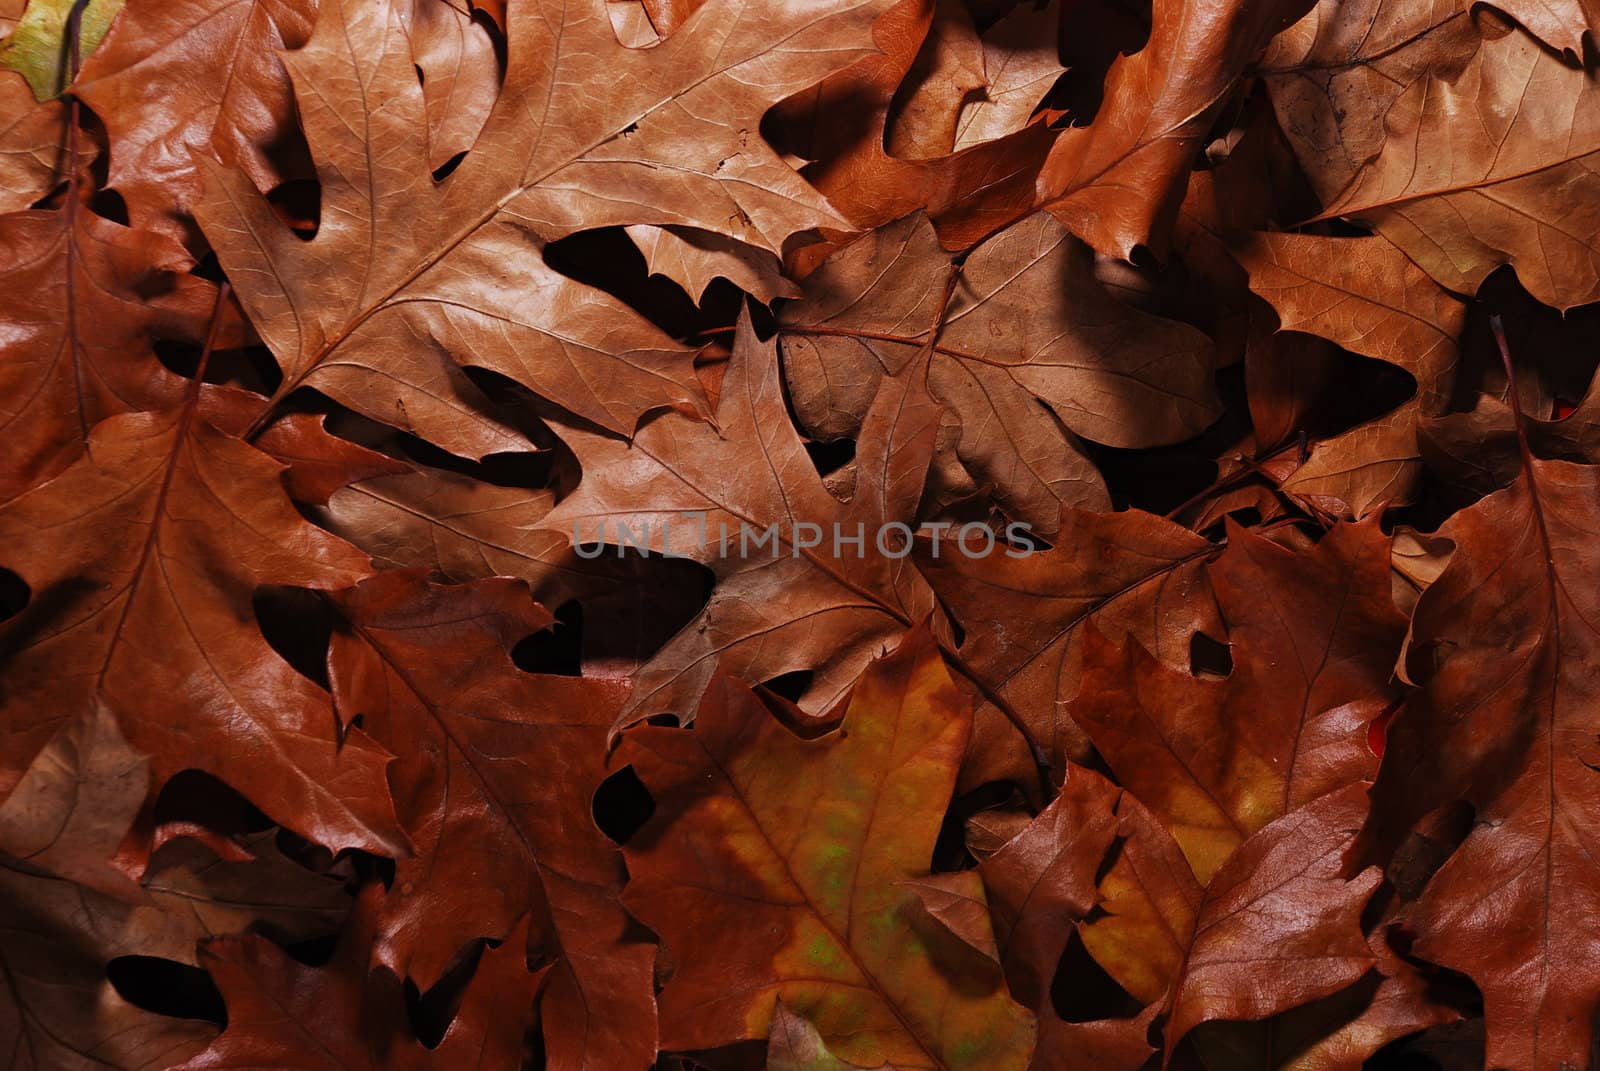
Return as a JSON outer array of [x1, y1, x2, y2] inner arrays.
[[626, 222, 800, 305], [1487, 0, 1598, 54], [1, 695, 353, 959], [1236, 232, 1464, 517], [399, 0, 500, 172], [0, 407, 407, 857], [620, 627, 1037, 1071], [1418, 374, 1600, 496], [917, 505, 1221, 792], [1185, 936, 1458, 1071], [1161, 784, 1382, 1052], [0, 856, 218, 1071], [177, 886, 544, 1071], [981, 772, 1384, 1065], [978, 764, 1171, 1071], [326, 571, 656, 1071], [139, 831, 353, 954], [778, 211, 1219, 535], [768, 999, 905, 1071], [0, 708, 347, 1071], [1036, 0, 1312, 259], [1264, 0, 1600, 310], [883, 0, 988, 162], [317, 463, 713, 679], [0, 70, 65, 212], [0, 700, 147, 899], [948, 0, 1061, 153], [768, 0, 1056, 251], [197, 0, 893, 456], [542, 317, 939, 729], [71, 0, 317, 249], [1363, 455, 1600, 1071], [1070, 519, 1406, 883], [75, 0, 498, 249], [0, 204, 219, 501]]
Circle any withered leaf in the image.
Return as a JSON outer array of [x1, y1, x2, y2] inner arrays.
[[0, 408, 405, 856], [779, 211, 1218, 534], [620, 627, 1037, 1070], [1037, 0, 1311, 259], [1265, 0, 1600, 310], [1236, 232, 1463, 517], [1367, 452, 1600, 1070], [0, 205, 215, 501], [544, 316, 939, 728], [72, 0, 318, 248], [197, 0, 894, 454], [0, 68, 64, 211], [177, 885, 543, 1071], [1070, 520, 1405, 882], [918, 505, 1220, 789], [326, 570, 656, 1071]]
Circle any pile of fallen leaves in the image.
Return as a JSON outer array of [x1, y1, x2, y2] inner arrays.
[[4, 0, 1599, 1066]]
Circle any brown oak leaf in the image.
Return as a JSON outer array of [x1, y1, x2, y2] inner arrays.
[[176, 885, 543, 1071], [1070, 519, 1406, 882], [778, 211, 1219, 535], [543, 316, 940, 729], [326, 571, 656, 1071], [196, 0, 895, 454], [620, 627, 1037, 1070], [0, 406, 405, 857]]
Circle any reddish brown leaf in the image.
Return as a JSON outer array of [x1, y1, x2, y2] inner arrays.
[[326, 570, 656, 1071], [543, 317, 940, 728], [620, 628, 1037, 1070], [0, 206, 217, 500], [177, 885, 543, 1071], [0, 408, 405, 856]]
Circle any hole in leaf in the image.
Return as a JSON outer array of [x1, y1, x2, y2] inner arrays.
[[760, 669, 814, 706], [254, 586, 333, 690], [406, 939, 486, 1048], [511, 599, 583, 676], [107, 956, 227, 1025], [0, 568, 30, 623], [432, 150, 467, 182], [1051, 928, 1142, 1023], [594, 765, 655, 846], [1188, 631, 1232, 678]]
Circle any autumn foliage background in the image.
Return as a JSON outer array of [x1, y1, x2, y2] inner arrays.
[[2, 0, 1599, 1067]]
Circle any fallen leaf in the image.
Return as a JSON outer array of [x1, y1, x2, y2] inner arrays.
[[621, 627, 1037, 1070], [326, 570, 656, 1070], [779, 211, 1219, 534], [177, 885, 543, 1070], [0, 407, 405, 857], [1070, 520, 1406, 882], [196, 0, 894, 453], [917, 505, 1220, 790], [1265, 0, 1600, 310], [543, 316, 940, 728]]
